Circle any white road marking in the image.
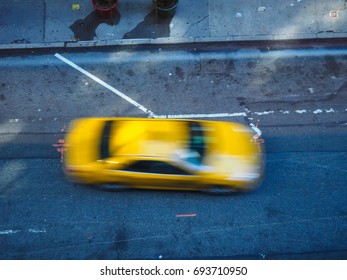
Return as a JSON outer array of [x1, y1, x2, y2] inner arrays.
[[176, 213, 197, 217], [0, 230, 20, 235], [0, 229, 46, 235], [250, 123, 262, 137], [295, 110, 307, 114], [28, 229, 46, 233], [153, 108, 345, 119], [254, 110, 275, 115], [4, 107, 346, 126], [54, 53, 155, 117], [153, 112, 247, 119], [313, 109, 323, 114]]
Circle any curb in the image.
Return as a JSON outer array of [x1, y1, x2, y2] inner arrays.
[[1, 33, 347, 51]]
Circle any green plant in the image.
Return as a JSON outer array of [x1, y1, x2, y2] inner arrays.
[[154, 0, 178, 9], [95, 0, 117, 8]]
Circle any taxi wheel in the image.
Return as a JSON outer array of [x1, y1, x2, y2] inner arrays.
[[100, 184, 129, 192], [204, 185, 237, 195]]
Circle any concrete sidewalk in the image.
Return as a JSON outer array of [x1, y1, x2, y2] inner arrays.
[[1, 0, 347, 49]]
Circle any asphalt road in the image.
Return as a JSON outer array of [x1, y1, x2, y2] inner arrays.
[[0, 43, 346, 259]]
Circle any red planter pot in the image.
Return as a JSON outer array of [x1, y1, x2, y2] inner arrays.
[[91, 0, 118, 18]]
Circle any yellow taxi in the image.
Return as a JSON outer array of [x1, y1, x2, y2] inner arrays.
[[64, 118, 264, 193]]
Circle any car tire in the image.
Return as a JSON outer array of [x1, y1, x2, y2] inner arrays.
[[99, 184, 129, 192], [204, 185, 237, 195]]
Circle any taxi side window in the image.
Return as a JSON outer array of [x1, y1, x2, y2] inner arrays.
[[123, 160, 149, 173], [123, 160, 191, 175]]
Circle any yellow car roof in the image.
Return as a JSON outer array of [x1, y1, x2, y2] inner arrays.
[[106, 118, 188, 158]]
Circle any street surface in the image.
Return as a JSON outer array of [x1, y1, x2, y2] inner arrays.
[[0, 43, 346, 259]]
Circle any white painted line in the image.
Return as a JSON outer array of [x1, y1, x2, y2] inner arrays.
[[295, 110, 307, 114], [176, 213, 197, 217], [0, 229, 46, 235], [153, 108, 345, 119], [153, 112, 247, 119], [28, 229, 46, 233], [254, 110, 274, 115], [3, 107, 346, 127], [250, 123, 262, 136], [0, 230, 20, 235], [54, 53, 155, 117], [313, 109, 323, 114]]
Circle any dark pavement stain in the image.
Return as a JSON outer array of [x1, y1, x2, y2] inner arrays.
[[70, 11, 121, 41], [175, 66, 184, 79], [149, 68, 157, 75], [265, 207, 283, 218], [247, 61, 257, 69], [0, 94, 5, 101], [11, 39, 31, 44], [123, 10, 173, 39], [237, 96, 246, 106], [126, 69, 135, 77], [226, 59, 236, 72], [324, 56, 342, 75], [336, 81, 347, 95], [110, 227, 128, 253]]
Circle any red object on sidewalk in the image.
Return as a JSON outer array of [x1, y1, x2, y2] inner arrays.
[[91, 0, 118, 18]]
